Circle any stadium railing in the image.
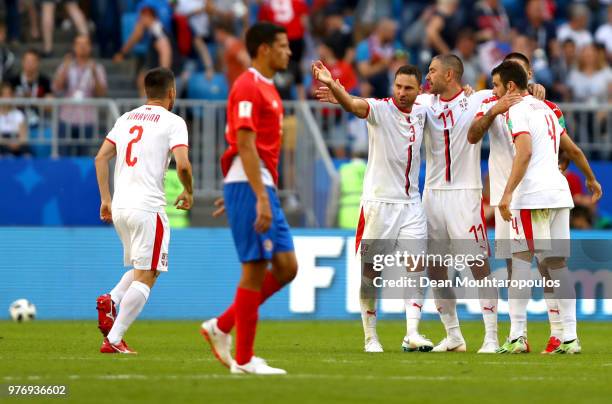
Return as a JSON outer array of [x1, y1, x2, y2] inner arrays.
[[1, 98, 610, 225]]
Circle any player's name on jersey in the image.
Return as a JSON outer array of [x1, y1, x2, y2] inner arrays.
[[126, 111, 161, 122]]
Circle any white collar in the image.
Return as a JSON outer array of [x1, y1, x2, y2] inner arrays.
[[248, 67, 274, 85]]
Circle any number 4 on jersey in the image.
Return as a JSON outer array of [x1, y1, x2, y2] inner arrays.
[[126, 125, 144, 167]]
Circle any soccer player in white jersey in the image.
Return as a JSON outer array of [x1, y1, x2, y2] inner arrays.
[[312, 62, 433, 353], [417, 54, 500, 353], [94, 68, 193, 354], [493, 61, 601, 354], [467, 52, 602, 353]]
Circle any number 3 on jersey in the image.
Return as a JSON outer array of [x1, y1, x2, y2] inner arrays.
[[126, 125, 144, 167]]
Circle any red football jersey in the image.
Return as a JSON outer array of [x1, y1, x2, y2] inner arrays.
[[258, 0, 308, 40], [221, 68, 284, 185]]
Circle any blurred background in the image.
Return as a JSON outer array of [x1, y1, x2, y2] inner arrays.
[[0, 0, 610, 320]]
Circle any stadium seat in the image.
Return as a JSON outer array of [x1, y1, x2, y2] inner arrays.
[[121, 12, 148, 56], [186, 73, 229, 100]]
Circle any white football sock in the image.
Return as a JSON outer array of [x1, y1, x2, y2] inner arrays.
[[548, 267, 577, 341], [404, 271, 425, 337], [509, 257, 532, 341], [110, 269, 134, 305], [544, 292, 563, 339], [433, 286, 462, 340], [360, 276, 378, 342], [478, 280, 498, 343], [107, 281, 150, 345]]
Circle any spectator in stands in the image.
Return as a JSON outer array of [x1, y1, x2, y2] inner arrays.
[[40, 0, 89, 56], [425, 0, 463, 55], [595, 4, 612, 59], [90, 0, 121, 58], [551, 39, 578, 101], [474, 0, 511, 43], [9, 49, 52, 128], [114, 5, 173, 97], [0, 23, 16, 83], [567, 43, 612, 105], [312, 37, 358, 96], [515, 0, 559, 57], [208, 0, 249, 34], [213, 20, 249, 88], [355, 18, 401, 98], [453, 29, 484, 89], [557, 3, 593, 51], [53, 35, 107, 156], [2, 0, 19, 43], [0, 82, 29, 157], [174, 0, 215, 80], [258, 0, 309, 100], [321, 5, 355, 64], [511, 34, 554, 88]]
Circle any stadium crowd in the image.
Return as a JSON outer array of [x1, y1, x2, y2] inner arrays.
[[0, 1, 608, 103], [0, 0, 610, 228]]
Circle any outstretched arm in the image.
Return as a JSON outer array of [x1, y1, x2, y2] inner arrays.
[[312, 61, 370, 119]]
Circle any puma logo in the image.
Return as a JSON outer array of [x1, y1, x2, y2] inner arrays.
[[412, 303, 423, 312], [436, 306, 443, 313], [483, 306, 496, 313], [549, 309, 560, 315], [366, 310, 377, 316]]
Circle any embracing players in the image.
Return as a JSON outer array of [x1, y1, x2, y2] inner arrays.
[[313, 62, 433, 353], [468, 52, 602, 353], [492, 60, 601, 354], [94, 67, 193, 353], [200, 23, 298, 375]]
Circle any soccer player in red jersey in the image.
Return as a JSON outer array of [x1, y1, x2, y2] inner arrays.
[[200, 22, 297, 375]]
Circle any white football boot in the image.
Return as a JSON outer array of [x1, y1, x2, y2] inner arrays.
[[364, 338, 384, 353], [200, 318, 233, 368], [432, 336, 467, 352], [477, 340, 500, 353], [401, 334, 434, 352], [231, 356, 287, 375]]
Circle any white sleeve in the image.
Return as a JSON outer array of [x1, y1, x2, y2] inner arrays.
[[169, 117, 189, 151], [475, 99, 492, 118], [364, 98, 383, 126], [105, 116, 122, 145], [507, 105, 530, 140], [415, 93, 434, 107]]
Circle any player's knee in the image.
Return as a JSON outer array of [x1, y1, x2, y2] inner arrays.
[[283, 259, 298, 284]]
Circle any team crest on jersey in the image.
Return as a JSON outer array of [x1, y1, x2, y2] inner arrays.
[[272, 100, 279, 109], [263, 239, 274, 252], [161, 253, 168, 267], [459, 96, 469, 112], [416, 113, 425, 128]]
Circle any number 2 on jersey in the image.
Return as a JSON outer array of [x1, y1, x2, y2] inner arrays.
[[126, 125, 143, 167]]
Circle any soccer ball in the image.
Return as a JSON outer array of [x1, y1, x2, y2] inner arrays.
[[9, 299, 36, 322]]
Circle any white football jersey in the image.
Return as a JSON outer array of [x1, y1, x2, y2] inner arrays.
[[475, 96, 514, 207], [362, 98, 427, 204], [418, 90, 493, 190], [106, 104, 189, 212], [505, 95, 573, 209]]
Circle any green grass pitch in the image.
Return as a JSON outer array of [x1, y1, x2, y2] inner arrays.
[[0, 320, 610, 403]]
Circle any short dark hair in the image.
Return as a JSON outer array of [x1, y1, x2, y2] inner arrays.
[[433, 54, 464, 82], [394, 64, 422, 84], [503, 52, 530, 67], [23, 48, 40, 59], [144, 67, 175, 99], [245, 22, 287, 59], [491, 61, 528, 90]]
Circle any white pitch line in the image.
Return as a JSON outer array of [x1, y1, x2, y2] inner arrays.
[[3, 374, 596, 382]]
